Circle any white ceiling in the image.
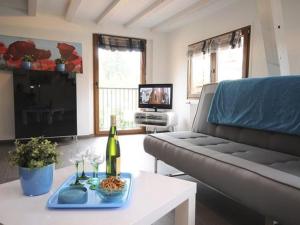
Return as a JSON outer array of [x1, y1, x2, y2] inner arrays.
[[0, 0, 237, 32]]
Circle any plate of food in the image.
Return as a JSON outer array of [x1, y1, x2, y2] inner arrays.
[[96, 176, 127, 201], [47, 172, 133, 209]]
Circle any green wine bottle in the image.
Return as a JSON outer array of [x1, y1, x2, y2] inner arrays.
[[106, 115, 121, 177]]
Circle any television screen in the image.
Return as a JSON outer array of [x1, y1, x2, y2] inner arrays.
[[139, 84, 173, 110]]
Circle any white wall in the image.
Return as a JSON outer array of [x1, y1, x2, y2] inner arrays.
[[165, 0, 268, 130], [281, 0, 300, 74], [1, 1, 299, 138], [0, 15, 168, 140], [165, 0, 300, 131]]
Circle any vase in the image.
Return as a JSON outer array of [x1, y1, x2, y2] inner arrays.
[[21, 61, 31, 70], [19, 163, 54, 196], [56, 64, 65, 72]]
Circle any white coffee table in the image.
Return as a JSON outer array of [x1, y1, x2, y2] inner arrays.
[[0, 166, 196, 225]]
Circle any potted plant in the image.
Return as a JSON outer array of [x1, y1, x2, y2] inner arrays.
[[21, 54, 34, 70], [9, 137, 58, 196], [55, 58, 66, 72]]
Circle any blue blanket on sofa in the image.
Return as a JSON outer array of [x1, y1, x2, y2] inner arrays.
[[207, 76, 300, 136]]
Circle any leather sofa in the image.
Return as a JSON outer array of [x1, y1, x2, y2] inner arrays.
[[143, 83, 300, 225]]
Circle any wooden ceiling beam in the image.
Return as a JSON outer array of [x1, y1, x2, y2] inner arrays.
[[124, 0, 172, 27], [96, 0, 120, 24], [65, 0, 82, 22], [27, 0, 38, 16]]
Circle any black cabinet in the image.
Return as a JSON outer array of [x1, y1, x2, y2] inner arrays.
[[13, 70, 77, 138]]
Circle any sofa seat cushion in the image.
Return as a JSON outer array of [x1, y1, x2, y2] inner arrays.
[[146, 131, 300, 186], [168, 131, 300, 177], [144, 131, 300, 224]]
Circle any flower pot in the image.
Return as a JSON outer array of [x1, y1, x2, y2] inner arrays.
[[56, 63, 65, 72], [19, 163, 54, 196], [21, 61, 31, 70]]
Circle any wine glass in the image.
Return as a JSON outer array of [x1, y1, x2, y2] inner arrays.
[[77, 148, 90, 180], [69, 156, 83, 186], [87, 149, 105, 190]]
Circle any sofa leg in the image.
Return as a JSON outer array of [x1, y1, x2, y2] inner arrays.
[[154, 157, 158, 173], [169, 172, 186, 177], [265, 217, 279, 225]]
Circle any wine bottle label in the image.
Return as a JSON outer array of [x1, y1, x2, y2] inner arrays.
[[116, 157, 120, 176], [106, 156, 120, 177]]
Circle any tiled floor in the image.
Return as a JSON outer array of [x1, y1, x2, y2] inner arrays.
[[0, 134, 264, 225]]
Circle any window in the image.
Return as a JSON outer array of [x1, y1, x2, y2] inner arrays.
[[93, 34, 146, 135], [189, 53, 211, 95], [187, 26, 251, 99], [98, 49, 141, 130], [217, 44, 244, 81]]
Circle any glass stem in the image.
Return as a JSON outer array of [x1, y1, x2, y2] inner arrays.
[[76, 162, 79, 178], [81, 159, 85, 177], [93, 164, 99, 178], [75, 162, 80, 184]]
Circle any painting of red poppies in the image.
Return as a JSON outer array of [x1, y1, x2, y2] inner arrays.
[[0, 35, 83, 73]]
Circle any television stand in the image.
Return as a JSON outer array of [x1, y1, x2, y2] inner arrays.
[[134, 111, 177, 133]]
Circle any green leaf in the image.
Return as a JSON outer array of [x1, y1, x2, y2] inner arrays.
[[8, 137, 59, 168]]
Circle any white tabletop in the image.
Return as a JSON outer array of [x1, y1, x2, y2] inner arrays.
[[0, 166, 196, 225]]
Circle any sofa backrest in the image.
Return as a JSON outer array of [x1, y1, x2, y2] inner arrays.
[[192, 83, 300, 157]]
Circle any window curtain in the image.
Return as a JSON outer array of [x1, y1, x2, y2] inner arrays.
[[98, 34, 146, 52], [187, 29, 243, 57]]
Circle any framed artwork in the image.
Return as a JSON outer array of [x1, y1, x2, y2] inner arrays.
[[0, 35, 83, 73]]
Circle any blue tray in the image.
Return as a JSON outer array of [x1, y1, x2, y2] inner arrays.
[[47, 172, 132, 209]]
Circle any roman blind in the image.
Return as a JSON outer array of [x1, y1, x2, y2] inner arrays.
[[98, 34, 146, 52], [187, 29, 243, 57]]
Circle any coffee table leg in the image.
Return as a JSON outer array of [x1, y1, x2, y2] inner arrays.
[[175, 194, 196, 225]]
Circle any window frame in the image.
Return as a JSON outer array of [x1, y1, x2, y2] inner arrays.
[[187, 26, 251, 99], [93, 33, 146, 136]]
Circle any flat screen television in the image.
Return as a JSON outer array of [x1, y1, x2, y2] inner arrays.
[[138, 83, 173, 111]]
